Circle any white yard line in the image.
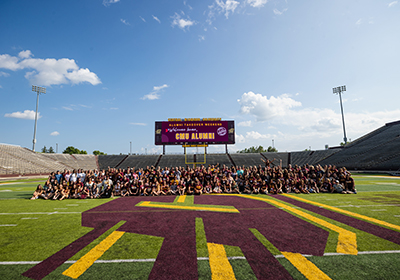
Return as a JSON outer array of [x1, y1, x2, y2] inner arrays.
[[2, 251, 400, 265], [0, 212, 81, 215], [0, 224, 17, 226]]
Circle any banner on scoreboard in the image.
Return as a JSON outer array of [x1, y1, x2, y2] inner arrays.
[[155, 119, 235, 145]]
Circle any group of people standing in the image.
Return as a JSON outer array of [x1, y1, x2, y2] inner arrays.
[[30, 161, 357, 200]]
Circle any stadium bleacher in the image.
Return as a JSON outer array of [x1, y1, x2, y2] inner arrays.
[[318, 121, 400, 170], [1, 120, 399, 175], [116, 155, 160, 170], [0, 144, 69, 175]]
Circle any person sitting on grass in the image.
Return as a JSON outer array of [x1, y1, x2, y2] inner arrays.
[[120, 181, 130, 197], [128, 179, 140, 196], [151, 180, 159, 196], [30, 184, 44, 200], [231, 180, 241, 194], [113, 181, 122, 198], [344, 174, 357, 194], [331, 180, 351, 194], [242, 178, 252, 194], [213, 178, 222, 193], [59, 184, 70, 201], [177, 178, 186, 195], [194, 178, 203, 195], [160, 178, 171, 195], [260, 180, 268, 194], [100, 184, 112, 198]]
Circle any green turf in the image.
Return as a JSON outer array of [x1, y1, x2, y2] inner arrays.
[[308, 253, 400, 280], [1, 175, 400, 279]]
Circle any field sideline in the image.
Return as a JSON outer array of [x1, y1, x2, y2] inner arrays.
[[0, 175, 400, 279]]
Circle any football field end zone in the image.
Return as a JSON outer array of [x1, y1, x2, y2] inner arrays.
[[216, 194, 358, 255], [281, 194, 400, 231], [13, 195, 400, 280], [273, 194, 400, 247]]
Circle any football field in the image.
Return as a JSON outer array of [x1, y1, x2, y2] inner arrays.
[[0, 175, 400, 279]]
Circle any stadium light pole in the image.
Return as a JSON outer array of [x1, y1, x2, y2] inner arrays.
[[32, 85, 46, 152], [333, 85, 347, 145]]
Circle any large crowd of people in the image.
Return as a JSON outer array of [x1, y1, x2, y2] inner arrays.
[[30, 160, 357, 200]]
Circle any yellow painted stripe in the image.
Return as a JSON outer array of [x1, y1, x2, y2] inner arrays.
[[137, 201, 239, 213], [282, 194, 400, 231], [62, 231, 125, 279], [207, 243, 236, 280], [233, 194, 357, 255], [177, 195, 186, 203], [282, 252, 331, 280]]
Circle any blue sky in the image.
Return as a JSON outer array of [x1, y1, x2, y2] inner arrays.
[[1, 0, 399, 155]]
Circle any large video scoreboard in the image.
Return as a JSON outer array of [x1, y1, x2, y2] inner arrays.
[[155, 118, 235, 146]]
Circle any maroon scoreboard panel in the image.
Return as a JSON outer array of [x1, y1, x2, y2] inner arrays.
[[155, 119, 235, 145]]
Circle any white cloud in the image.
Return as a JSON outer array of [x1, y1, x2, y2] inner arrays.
[[18, 50, 33, 59], [0, 50, 101, 86], [238, 120, 252, 127], [153, 84, 169, 91], [50, 131, 60, 136], [248, 0, 268, 8], [139, 16, 146, 22], [388, 1, 398, 7], [238, 91, 301, 122], [141, 92, 161, 100], [103, 0, 120, 7], [273, 8, 287, 15], [356, 18, 362, 25], [141, 84, 169, 100], [198, 35, 205, 41], [120, 18, 130, 25], [0, 54, 21, 71], [235, 133, 245, 143], [216, 0, 240, 19], [245, 131, 272, 140], [171, 13, 195, 30], [237, 90, 400, 149], [62, 106, 73, 111], [0, 71, 10, 77], [152, 15, 161, 23], [130, 123, 147, 126], [4, 110, 40, 120]]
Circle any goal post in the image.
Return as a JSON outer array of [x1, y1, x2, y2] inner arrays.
[[183, 144, 207, 167]]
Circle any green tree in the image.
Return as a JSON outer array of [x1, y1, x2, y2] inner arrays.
[[93, 150, 106, 155], [41, 146, 47, 153], [63, 146, 87, 155], [237, 145, 266, 153], [237, 145, 278, 153], [48, 146, 55, 153], [267, 146, 278, 152]]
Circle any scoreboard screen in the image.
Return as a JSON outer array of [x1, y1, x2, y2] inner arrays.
[[155, 119, 235, 145]]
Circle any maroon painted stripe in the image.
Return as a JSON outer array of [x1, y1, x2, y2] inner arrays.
[[22, 221, 117, 280], [274, 195, 400, 245]]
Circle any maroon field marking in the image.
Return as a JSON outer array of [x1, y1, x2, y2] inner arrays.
[[23, 195, 331, 280], [274, 195, 400, 245], [22, 221, 117, 280]]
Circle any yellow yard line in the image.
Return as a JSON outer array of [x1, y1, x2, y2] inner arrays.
[[137, 201, 239, 213], [207, 243, 236, 280], [177, 195, 187, 203], [234, 194, 358, 255], [282, 194, 400, 231], [62, 231, 125, 279], [282, 252, 332, 280]]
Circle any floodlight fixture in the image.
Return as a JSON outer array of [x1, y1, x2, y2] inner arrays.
[[31, 85, 46, 152], [332, 85, 348, 145]]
